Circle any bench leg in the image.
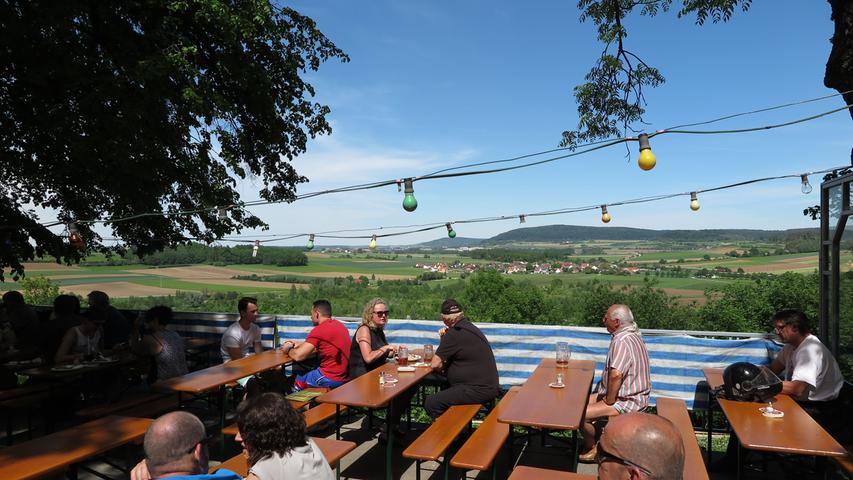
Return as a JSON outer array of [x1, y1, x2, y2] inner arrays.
[[386, 402, 395, 480], [335, 404, 341, 440], [416, 460, 421, 480]]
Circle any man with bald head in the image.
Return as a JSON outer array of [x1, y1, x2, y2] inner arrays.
[[130, 411, 241, 480], [597, 412, 685, 480], [580, 304, 651, 461]]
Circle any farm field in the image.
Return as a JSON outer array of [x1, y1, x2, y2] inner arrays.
[[0, 247, 837, 301]]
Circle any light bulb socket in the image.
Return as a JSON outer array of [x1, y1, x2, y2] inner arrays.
[[403, 178, 414, 195], [638, 133, 651, 152], [519, 214, 526, 224]]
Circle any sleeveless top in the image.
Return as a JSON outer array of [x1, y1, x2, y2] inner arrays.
[[71, 327, 101, 355], [248, 437, 335, 480], [153, 330, 188, 381], [348, 325, 389, 379]]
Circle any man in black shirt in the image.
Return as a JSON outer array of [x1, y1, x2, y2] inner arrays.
[[425, 299, 500, 418]]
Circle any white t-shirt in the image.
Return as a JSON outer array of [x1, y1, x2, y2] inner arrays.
[[777, 334, 843, 402], [220, 321, 261, 362]]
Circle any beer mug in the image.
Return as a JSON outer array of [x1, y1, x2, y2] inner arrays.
[[556, 341, 570, 367]]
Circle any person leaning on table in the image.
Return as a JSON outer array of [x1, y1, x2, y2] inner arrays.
[[424, 298, 500, 418]]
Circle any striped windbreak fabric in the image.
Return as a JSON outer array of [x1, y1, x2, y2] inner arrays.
[[169, 313, 780, 410]]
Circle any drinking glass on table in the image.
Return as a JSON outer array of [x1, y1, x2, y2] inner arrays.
[[556, 341, 570, 367], [423, 344, 434, 364], [397, 345, 409, 366]]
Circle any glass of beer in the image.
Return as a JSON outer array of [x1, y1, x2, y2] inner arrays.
[[423, 344, 434, 364], [556, 341, 570, 367], [397, 345, 409, 366]]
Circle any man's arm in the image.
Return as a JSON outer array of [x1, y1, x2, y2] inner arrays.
[[253, 341, 263, 354], [282, 340, 315, 361], [781, 379, 810, 398], [226, 346, 243, 361], [604, 368, 623, 405], [430, 353, 444, 371], [769, 356, 785, 375]]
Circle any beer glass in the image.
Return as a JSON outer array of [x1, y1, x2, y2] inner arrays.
[[398, 345, 409, 366], [556, 341, 570, 367]]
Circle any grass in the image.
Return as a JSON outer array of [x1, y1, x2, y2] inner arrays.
[[131, 277, 291, 293]]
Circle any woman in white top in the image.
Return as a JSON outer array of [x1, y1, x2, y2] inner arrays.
[[235, 392, 334, 480], [55, 306, 105, 364]]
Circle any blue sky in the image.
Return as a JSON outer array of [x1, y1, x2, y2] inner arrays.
[[134, 2, 853, 246]]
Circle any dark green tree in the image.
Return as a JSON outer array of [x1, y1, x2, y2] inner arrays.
[[0, 0, 348, 280], [562, 0, 853, 148]]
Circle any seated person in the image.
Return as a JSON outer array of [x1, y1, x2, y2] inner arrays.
[[348, 297, 397, 378], [2, 290, 39, 350], [87, 290, 131, 349], [131, 411, 241, 480], [280, 300, 350, 391], [221, 297, 263, 362], [235, 392, 334, 480], [769, 309, 844, 437], [580, 304, 651, 462], [425, 299, 500, 418], [55, 306, 106, 363], [130, 306, 188, 382], [43, 294, 83, 363]]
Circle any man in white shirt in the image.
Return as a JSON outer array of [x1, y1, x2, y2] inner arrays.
[[769, 309, 844, 437], [220, 297, 263, 362]]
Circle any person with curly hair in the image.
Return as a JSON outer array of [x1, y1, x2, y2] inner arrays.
[[348, 297, 397, 379], [235, 392, 334, 480]]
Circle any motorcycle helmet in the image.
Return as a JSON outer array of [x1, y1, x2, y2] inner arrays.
[[722, 362, 782, 402]]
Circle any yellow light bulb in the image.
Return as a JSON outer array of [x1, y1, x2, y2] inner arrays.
[[368, 235, 377, 251], [637, 133, 656, 171], [600, 205, 611, 224]]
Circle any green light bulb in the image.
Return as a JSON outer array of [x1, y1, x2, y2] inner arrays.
[[446, 223, 456, 238], [402, 178, 418, 212], [306, 234, 315, 250]]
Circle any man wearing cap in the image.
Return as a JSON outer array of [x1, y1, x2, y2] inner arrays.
[[425, 299, 500, 418]]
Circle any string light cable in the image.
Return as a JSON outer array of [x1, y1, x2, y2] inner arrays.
[[31, 91, 853, 228]]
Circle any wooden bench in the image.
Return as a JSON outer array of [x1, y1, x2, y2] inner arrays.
[[1, 383, 53, 445], [210, 436, 357, 475], [834, 444, 853, 475], [222, 400, 344, 436], [75, 392, 174, 420], [0, 415, 152, 480], [451, 387, 520, 474], [403, 403, 481, 480], [508, 466, 596, 480], [655, 396, 710, 480]]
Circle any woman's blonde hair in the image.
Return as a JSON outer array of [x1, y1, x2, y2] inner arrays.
[[361, 297, 389, 329]]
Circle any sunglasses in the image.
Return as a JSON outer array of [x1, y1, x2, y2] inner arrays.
[[596, 441, 652, 475], [373, 310, 390, 316]]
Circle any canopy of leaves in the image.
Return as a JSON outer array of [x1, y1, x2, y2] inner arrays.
[[0, 0, 348, 280], [562, 0, 853, 149]]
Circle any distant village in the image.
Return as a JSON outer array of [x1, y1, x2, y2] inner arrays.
[[413, 260, 642, 276]]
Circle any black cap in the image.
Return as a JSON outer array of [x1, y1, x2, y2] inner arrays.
[[441, 299, 463, 315]]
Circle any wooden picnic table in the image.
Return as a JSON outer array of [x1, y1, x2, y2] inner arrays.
[[0, 415, 152, 480], [498, 358, 595, 472], [154, 349, 292, 428], [154, 349, 292, 395], [498, 358, 594, 430], [20, 351, 138, 379], [703, 367, 724, 390], [318, 360, 433, 480], [718, 394, 847, 479]]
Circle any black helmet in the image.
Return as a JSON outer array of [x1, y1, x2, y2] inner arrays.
[[722, 362, 782, 402]]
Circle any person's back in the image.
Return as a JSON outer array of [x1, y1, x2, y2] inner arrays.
[[154, 329, 188, 381], [2, 291, 39, 349], [88, 291, 131, 348], [307, 317, 351, 383]]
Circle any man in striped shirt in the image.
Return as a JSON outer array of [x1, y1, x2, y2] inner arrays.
[[579, 304, 652, 463]]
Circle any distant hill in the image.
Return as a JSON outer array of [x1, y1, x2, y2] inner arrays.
[[417, 237, 485, 248], [487, 224, 819, 243]]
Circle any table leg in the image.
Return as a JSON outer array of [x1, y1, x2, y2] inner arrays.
[[736, 442, 742, 480], [386, 401, 395, 480], [572, 430, 579, 472], [218, 386, 226, 430], [335, 404, 341, 440]]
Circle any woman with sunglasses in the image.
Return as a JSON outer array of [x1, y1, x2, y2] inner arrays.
[[348, 297, 397, 379]]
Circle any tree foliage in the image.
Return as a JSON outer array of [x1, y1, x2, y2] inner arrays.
[[563, 0, 853, 149], [0, 0, 348, 280]]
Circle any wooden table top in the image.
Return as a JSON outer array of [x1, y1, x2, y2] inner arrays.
[[210, 437, 357, 475], [703, 368, 724, 390], [498, 358, 594, 430], [508, 466, 596, 480], [0, 415, 152, 480], [21, 352, 138, 379], [185, 337, 221, 350], [717, 394, 847, 457], [318, 361, 433, 408], [154, 350, 292, 394]]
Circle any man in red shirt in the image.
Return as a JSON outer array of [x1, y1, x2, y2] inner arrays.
[[280, 299, 351, 390]]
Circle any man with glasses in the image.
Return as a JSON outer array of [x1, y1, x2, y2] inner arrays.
[[768, 309, 844, 437], [580, 304, 651, 462], [281, 299, 351, 391], [596, 412, 684, 480], [130, 411, 241, 480]]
